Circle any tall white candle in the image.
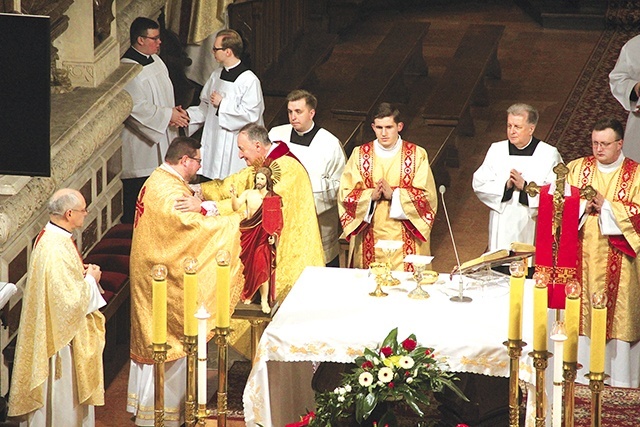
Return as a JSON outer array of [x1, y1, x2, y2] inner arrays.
[[550, 322, 567, 427], [195, 304, 211, 405]]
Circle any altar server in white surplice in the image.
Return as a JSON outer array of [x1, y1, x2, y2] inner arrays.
[[187, 29, 265, 179], [610, 34, 640, 163], [121, 17, 189, 224], [473, 103, 563, 253], [8, 189, 106, 427], [269, 90, 346, 265]]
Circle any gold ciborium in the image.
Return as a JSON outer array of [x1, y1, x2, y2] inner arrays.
[[369, 262, 389, 297], [375, 240, 403, 286], [404, 254, 436, 299]]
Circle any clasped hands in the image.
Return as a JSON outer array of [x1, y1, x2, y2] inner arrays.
[[84, 263, 102, 283], [170, 105, 190, 128], [586, 191, 605, 215], [371, 179, 393, 201], [506, 169, 526, 191]]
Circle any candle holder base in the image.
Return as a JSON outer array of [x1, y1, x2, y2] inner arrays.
[[528, 350, 551, 427], [183, 335, 197, 426], [150, 343, 171, 427], [586, 371, 609, 427], [503, 340, 526, 427], [215, 327, 231, 427], [562, 361, 582, 427], [449, 295, 472, 303]]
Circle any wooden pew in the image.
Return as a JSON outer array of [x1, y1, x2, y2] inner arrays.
[[331, 21, 429, 121], [261, 32, 339, 97], [422, 24, 505, 137]]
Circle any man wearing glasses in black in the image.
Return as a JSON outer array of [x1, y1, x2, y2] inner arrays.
[[186, 28, 265, 180], [121, 17, 190, 224]]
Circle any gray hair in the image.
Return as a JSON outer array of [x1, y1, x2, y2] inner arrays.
[[239, 123, 271, 147], [507, 103, 539, 126], [47, 190, 82, 216]]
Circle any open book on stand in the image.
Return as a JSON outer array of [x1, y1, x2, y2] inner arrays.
[[451, 242, 535, 276]]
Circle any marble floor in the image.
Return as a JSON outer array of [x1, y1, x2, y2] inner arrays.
[[95, 1, 603, 425]]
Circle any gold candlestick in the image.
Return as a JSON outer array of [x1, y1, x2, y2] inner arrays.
[[529, 349, 551, 427], [215, 326, 230, 427], [563, 361, 581, 427], [587, 371, 607, 427], [197, 403, 209, 426], [504, 339, 526, 427], [152, 343, 170, 427], [183, 335, 197, 426]]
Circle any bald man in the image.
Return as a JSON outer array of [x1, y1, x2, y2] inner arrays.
[[9, 189, 107, 426]]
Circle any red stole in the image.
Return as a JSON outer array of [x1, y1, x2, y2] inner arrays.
[[534, 183, 580, 309], [266, 141, 301, 163]]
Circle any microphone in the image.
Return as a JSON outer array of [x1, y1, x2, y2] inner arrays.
[[439, 185, 462, 271], [439, 185, 472, 302]]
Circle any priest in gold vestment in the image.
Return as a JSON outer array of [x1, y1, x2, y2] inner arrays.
[[566, 117, 640, 388], [198, 123, 324, 355], [127, 137, 244, 426], [339, 103, 437, 270], [9, 189, 106, 426]]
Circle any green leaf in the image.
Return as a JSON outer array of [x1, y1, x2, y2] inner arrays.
[[381, 327, 399, 352], [355, 392, 378, 422], [403, 393, 425, 417], [379, 408, 398, 427]]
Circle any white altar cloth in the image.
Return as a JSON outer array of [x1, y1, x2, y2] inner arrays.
[[243, 266, 539, 427]]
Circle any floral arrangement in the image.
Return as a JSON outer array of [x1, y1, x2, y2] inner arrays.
[[305, 328, 467, 426]]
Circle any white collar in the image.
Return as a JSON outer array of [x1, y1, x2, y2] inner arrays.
[[374, 137, 402, 158], [224, 59, 242, 72], [597, 153, 625, 172], [45, 221, 72, 237], [161, 163, 186, 182], [294, 122, 315, 136], [132, 46, 152, 60]]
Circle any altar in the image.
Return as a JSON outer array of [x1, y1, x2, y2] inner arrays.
[[242, 266, 538, 426]]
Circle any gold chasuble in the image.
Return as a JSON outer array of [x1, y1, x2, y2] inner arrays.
[[9, 230, 105, 417], [567, 156, 640, 342], [201, 144, 324, 355], [339, 141, 437, 270], [130, 167, 244, 364]]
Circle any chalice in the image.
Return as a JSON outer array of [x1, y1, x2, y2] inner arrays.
[[368, 262, 389, 297], [375, 240, 403, 286], [404, 255, 436, 299]]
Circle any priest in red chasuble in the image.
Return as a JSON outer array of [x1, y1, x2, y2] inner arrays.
[[566, 117, 640, 388], [339, 103, 437, 271]]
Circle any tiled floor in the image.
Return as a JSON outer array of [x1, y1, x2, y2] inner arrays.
[[96, 1, 603, 425]]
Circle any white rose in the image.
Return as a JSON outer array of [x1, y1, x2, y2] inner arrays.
[[338, 395, 345, 402], [377, 367, 394, 383], [345, 384, 352, 392], [359, 372, 374, 387], [406, 377, 414, 384], [399, 356, 415, 370]]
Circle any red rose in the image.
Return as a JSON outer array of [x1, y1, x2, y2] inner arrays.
[[362, 360, 373, 370], [380, 346, 393, 357], [401, 338, 417, 352], [456, 424, 469, 427], [388, 382, 395, 388], [425, 348, 432, 356]]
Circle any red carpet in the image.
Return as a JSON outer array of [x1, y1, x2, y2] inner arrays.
[[574, 383, 640, 426], [546, 28, 634, 163]]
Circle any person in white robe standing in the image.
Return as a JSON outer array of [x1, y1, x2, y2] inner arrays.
[[121, 17, 190, 223], [8, 189, 106, 427], [609, 33, 640, 163], [472, 103, 563, 262], [186, 29, 265, 179], [268, 90, 346, 265]]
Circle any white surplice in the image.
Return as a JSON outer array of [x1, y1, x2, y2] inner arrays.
[[187, 62, 264, 179], [472, 139, 563, 251], [121, 54, 178, 179], [268, 123, 346, 262], [610, 34, 640, 163]]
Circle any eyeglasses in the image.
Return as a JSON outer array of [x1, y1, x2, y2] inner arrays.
[[592, 139, 621, 148], [212, 46, 226, 52], [70, 208, 88, 214], [141, 35, 161, 41], [188, 156, 202, 164]]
